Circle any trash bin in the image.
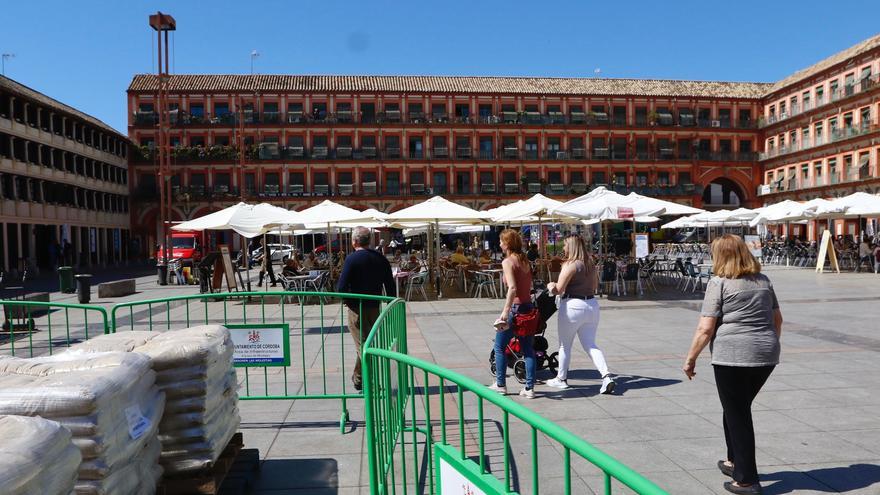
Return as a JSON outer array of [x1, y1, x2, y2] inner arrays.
[[157, 264, 168, 286], [58, 266, 75, 293], [75, 274, 92, 304]]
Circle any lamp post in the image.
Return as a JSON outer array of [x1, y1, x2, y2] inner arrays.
[[149, 12, 176, 285]]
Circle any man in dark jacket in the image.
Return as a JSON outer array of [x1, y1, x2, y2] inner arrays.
[[337, 226, 395, 390]]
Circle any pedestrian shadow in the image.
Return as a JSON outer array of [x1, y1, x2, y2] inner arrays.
[[539, 371, 680, 397], [762, 463, 880, 494]]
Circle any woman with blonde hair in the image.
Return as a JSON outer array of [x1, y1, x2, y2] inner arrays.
[[684, 234, 782, 494], [488, 229, 537, 398], [545, 234, 616, 394]]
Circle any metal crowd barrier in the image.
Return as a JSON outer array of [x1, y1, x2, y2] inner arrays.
[[362, 298, 667, 495]]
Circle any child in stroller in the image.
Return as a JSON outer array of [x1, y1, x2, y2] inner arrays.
[[489, 288, 559, 384]]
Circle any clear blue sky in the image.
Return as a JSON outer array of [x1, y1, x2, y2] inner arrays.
[[2, 0, 879, 134]]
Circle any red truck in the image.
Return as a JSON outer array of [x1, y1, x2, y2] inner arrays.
[[156, 231, 206, 267]]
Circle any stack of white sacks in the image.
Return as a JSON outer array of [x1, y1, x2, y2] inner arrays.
[[68, 324, 240, 476], [0, 352, 165, 495], [0, 415, 82, 495]]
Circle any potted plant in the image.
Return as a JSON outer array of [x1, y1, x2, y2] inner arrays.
[[647, 110, 659, 126]]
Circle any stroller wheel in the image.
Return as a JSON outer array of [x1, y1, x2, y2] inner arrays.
[[547, 352, 559, 374], [489, 350, 497, 377], [513, 359, 527, 384]]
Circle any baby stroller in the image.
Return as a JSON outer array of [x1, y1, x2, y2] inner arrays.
[[489, 289, 559, 384]]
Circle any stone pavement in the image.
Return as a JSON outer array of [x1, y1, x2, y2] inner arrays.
[[2, 266, 879, 493]]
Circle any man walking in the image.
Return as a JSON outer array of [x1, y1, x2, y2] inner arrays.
[[337, 226, 395, 391]]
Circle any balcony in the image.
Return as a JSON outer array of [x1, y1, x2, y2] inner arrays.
[[548, 183, 565, 195], [410, 183, 426, 195], [409, 149, 425, 159], [479, 150, 494, 160], [288, 113, 307, 124], [592, 147, 609, 159], [336, 146, 353, 159], [262, 112, 280, 124], [258, 143, 281, 160], [502, 147, 519, 159], [288, 184, 304, 196], [338, 184, 354, 196], [455, 148, 472, 159], [314, 184, 330, 196], [761, 75, 879, 128], [480, 183, 496, 194], [362, 182, 377, 195], [503, 183, 519, 194], [133, 112, 158, 126], [385, 147, 401, 159], [759, 122, 877, 160], [285, 146, 305, 159], [361, 147, 378, 159], [312, 146, 329, 159], [408, 112, 426, 123], [335, 110, 354, 123]]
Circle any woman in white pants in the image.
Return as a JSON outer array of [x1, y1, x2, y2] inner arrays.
[[546, 235, 616, 394]]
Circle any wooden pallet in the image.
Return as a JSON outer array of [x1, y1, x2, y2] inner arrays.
[[158, 433, 261, 495]]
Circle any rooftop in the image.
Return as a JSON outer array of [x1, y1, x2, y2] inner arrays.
[[127, 74, 772, 99], [1, 75, 126, 138], [767, 32, 880, 95]]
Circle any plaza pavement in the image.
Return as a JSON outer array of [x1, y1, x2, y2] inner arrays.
[[2, 266, 879, 494]]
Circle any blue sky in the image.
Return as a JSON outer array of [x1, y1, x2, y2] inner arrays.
[[2, 0, 879, 133]]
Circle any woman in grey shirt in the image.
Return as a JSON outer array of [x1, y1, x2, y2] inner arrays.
[[684, 235, 783, 495]]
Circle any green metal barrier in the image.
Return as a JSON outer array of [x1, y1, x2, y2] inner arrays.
[[362, 300, 667, 495], [109, 291, 396, 432], [0, 300, 109, 358]]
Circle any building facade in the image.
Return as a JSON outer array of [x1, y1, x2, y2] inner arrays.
[[0, 75, 130, 273], [127, 76, 767, 252], [126, 33, 880, 251], [758, 35, 880, 240]]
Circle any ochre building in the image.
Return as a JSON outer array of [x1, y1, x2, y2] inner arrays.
[[0, 75, 130, 273], [126, 33, 880, 249]]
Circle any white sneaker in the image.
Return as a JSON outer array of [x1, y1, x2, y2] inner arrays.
[[519, 388, 535, 399], [600, 375, 616, 395], [487, 383, 507, 395], [545, 377, 570, 389]]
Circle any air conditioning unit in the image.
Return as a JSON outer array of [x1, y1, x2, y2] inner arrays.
[[711, 120, 721, 127]]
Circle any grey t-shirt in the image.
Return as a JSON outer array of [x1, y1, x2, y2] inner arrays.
[[701, 274, 780, 367]]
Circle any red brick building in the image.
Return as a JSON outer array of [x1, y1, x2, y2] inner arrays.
[[126, 33, 880, 250]]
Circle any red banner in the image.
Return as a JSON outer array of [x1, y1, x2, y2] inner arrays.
[[617, 207, 634, 219]]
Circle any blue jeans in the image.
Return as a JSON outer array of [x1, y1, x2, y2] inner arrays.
[[494, 303, 535, 389]]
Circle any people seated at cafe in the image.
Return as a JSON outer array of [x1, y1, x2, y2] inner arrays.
[[302, 252, 318, 270], [391, 249, 403, 266], [450, 246, 471, 265], [282, 257, 301, 277], [478, 249, 493, 265], [526, 243, 540, 262]]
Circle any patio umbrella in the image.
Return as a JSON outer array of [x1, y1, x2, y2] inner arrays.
[[384, 196, 490, 298], [492, 194, 572, 258], [290, 200, 381, 255], [172, 202, 297, 238], [624, 192, 705, 216], [172, 202, 302, 291], [551, 187, 666, 254], [817, 192, 880, 218]]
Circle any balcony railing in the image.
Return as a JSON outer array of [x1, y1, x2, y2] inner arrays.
[[762, 75, 879, 128], [130, 107, 768, 131], [759, 122, 878, 160]]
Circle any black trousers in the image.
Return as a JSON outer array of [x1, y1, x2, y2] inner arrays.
[[713, 364, 775, 485], [258, 262, 276, 285]]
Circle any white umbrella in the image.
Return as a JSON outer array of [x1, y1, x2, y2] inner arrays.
[[492, 194, 574, 258], [818, 192, 880, 218], [748, 200, 813, 226], [624, 192, 705, 216], [551, 186, 665, 221], [384, 196, 489, 298], [172, 202, 299, 238]]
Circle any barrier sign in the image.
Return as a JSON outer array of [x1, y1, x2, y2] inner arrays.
[[228, 323, 290, 367], [435, 443, 507, 495]]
